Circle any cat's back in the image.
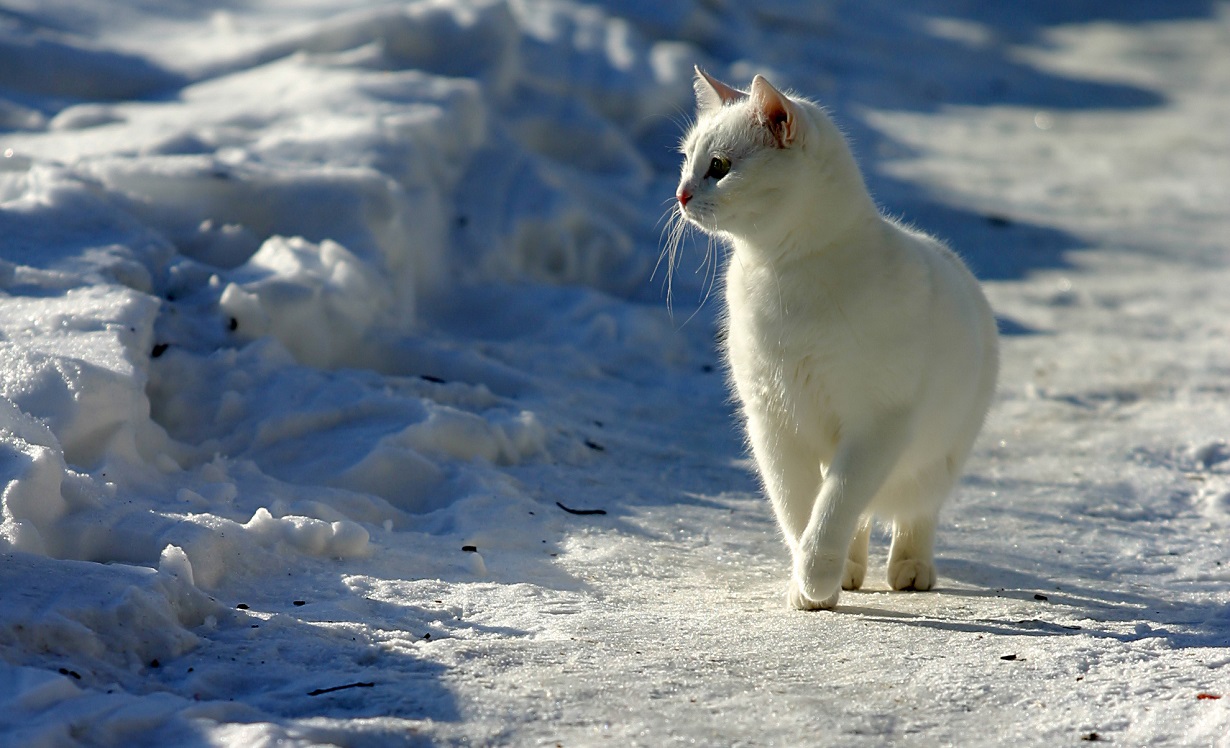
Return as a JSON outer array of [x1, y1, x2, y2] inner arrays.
[[727, 216, 941, 358], [724, 214, 995, 433], [890, 219, 999, 370]]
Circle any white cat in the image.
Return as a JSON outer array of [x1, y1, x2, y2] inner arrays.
[[671, 68, 998, 610]]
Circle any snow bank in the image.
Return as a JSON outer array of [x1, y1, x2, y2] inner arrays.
[[0, 550, 218, 677], [1, 0, 698, 578], [1, 7, 698, 721], [1, 0, 694, 571], [219, 236, 395, 368]]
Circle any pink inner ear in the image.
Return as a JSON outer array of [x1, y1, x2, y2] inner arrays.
[[694, 66, 746, 112], [750, 75, 796, 148]]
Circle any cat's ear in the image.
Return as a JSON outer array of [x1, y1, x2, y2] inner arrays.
[[694, 66, 745, 114], [750, 75, 797, 148]]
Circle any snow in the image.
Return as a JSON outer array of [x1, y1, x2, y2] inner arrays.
[[2, 0, 1229, 745]]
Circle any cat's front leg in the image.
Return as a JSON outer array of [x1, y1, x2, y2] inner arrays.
[[792, 545, 847, 609], [790, 521, 870, 607], [787, 577, 840, 610], [792, 419, 911, 609]]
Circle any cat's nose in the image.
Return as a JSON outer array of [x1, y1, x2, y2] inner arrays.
[[676, 188, 692, 207]]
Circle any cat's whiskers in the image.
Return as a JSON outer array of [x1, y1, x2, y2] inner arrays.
[[686, 230, 725, 326], [654, 201, 689, 317], [654, 198, 726, 324]]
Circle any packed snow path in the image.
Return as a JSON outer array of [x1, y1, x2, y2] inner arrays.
[[2, 1, 1229, 745]]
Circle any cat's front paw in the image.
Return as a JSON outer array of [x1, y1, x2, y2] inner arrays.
[[787, 579, 839, 611], [888, 558, 936, 591], [792, 551, 844, 608]]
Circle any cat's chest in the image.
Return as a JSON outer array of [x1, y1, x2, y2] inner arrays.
[[725, 258, 850, 354], [723, 262, 852, 422]]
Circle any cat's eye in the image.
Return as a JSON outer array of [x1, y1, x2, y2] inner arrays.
[[706, 156, 731, 181]]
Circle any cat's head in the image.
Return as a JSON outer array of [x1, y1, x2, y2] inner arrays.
[[675, 68, 831, 239]]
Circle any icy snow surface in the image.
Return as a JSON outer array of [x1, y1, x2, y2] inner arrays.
[[2, 1, 1230, 745]]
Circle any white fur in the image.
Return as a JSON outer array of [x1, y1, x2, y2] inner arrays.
[[672, 69, 998, 610]]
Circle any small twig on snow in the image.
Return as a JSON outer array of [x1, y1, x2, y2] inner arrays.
[[307, 682, 375, 697], [556, 501, 607, 516]]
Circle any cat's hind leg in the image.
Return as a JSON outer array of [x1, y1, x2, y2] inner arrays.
[[886, 456, 962, 591], [842, 515, 872, 590], [887, 514, 937, 591]]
